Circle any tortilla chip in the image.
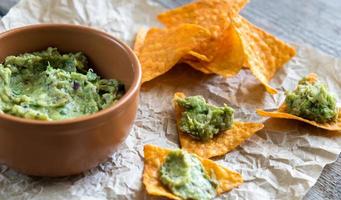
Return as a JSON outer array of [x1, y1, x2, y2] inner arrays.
[[133, 27, 149, 55], [303, 73, 318, 84], [257, 73, 341, 131], [257, 106, 341, 131], [233, 16, 296, 94], [158, 0, 248, 76], [138, 24, 210, 83], [183, 25, 245, 77], [143, 144, 243, 199], [173, 92, 264, 158], [157, 0, 249, 38]]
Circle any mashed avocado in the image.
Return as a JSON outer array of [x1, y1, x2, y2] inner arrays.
[[176, 96, 234, 141], [0, 47, 125, 121], [160, 150, 217, 200], [285, 76, 338, 123]]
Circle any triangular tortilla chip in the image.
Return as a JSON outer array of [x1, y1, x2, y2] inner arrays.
[[183, 24, 245, 77], [157, 0, 249, 38], [233, 16, 296, 94], [138, 24, 210, 83], [158, 0, 248, 76], [173, 92, 264, 158], [143, 144, 243, 199], [257, 73, 341, 131], [257, 106, 341, 131]]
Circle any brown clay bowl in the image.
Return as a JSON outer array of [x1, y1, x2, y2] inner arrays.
[[0, 24, 141, 177]]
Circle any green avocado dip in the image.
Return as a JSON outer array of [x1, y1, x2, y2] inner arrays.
[[0, 47, 125, 121], [285, 76, 338, 123], [160, 150, 217, 200], [176, 95, 234, 141]]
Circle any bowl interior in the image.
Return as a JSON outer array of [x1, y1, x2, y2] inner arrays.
[[0, 25, 137, 89]]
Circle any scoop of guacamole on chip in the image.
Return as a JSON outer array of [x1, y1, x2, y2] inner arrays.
[[176, 95, 234, 141], [0, 47, 125, 121], [160, 150, 217, 200], [285, 76, 338, 123]]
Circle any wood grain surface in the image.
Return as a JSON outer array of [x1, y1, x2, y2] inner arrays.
[[1, 0, 340, 199]]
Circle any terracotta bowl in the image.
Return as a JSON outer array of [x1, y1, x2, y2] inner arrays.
[[0, 24, 141, 176]]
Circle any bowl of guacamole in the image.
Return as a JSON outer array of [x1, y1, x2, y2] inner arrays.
[[0, 24, 141, 176], [0, 47, 126, 121]]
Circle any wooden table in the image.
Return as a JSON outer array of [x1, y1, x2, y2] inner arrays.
[[1, 0, 340, 199]]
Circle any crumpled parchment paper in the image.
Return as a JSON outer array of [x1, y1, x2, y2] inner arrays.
[[0, 0, 340, 200]]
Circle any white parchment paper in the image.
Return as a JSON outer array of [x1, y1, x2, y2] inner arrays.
[[0, 0, 341, 200]]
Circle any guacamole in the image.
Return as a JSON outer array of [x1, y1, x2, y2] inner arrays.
[[0, 47, 125, 121], [285, 76, 338, 123], [176, 96, 234, 141], [160, 150, 217, 200]]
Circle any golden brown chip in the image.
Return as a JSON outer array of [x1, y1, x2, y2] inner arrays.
[[233, 16, 296, 94], [304, 73, 318, 83], [257, 106, 341, 131], [173, 92, 264, 158], [257, 73, 341, 131], [133, 27, 149, 55], [143, 144, 243, 199], [138, 24, 210, 83], [183, 25, 245, 77], [157, 0, 249, 38], [158, 0, 249, 76]]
